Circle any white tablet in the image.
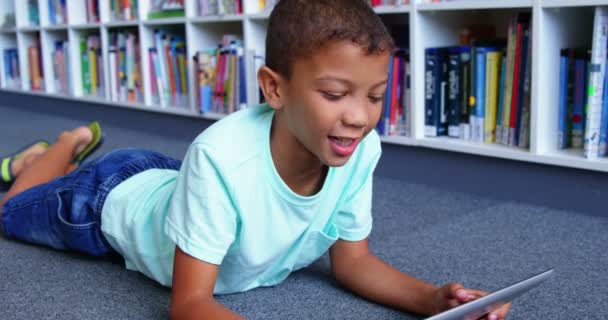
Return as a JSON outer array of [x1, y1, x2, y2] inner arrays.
[[426, 269, 554, 320]]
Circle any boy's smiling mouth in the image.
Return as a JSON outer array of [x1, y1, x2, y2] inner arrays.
[[328, 136, 360, 157]]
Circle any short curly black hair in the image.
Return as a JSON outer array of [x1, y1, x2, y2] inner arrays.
[[265, 0, 395, 79]]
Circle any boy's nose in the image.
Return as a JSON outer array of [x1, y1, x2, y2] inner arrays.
[[342, 101, 368, 129]]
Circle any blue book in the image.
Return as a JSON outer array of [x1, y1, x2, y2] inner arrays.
[[378, 53, 394, 135], [238, 52, 247, 109], [3, 50, 10, 85], [558, 50, 570, 149], [599, 57, 608, 156], [474, 47, 488, 142], [572, 55, 588, 148], [48, 0, 56, 25]]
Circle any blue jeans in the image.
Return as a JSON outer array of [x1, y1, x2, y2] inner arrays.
[[0, 149, 182, 256]]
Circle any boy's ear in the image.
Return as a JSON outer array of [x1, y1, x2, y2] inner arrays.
[[258, 66, 286, 111]]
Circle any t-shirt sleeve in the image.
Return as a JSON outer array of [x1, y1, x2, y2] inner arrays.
[[334, 138, 381, 242], [164, 143, 238, 265]]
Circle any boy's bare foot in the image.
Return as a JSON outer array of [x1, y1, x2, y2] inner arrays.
[[70, 126, 94, 158], [10, 143, 48, 178]]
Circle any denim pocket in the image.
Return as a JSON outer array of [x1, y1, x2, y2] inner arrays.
[[55, 188, 108, 256]]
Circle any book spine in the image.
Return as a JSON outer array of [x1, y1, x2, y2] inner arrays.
[[447, 48, 461, 138], [485, 51, 501, 143], [508, 19, 525, 146], [514, 26, 530, 147], [473, 48, 487, 142], [585, 6, 608, 159], [389, 55, 400, 135], [500, 17, 517, 145], [518, 26, 533, 149], [572, 56, 587, 148], [424, 49, 439, 137], [558, 50, 569, 149], [379, 52, 394, 135], [109, 49, 118, 101], [459, 47, 471, 140], [599, 52, 608, 156]]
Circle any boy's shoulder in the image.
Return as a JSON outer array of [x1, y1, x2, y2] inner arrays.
[[190, 104, 274, 167]]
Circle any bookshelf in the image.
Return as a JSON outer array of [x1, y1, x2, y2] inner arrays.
[[0, 0, 606, 173]]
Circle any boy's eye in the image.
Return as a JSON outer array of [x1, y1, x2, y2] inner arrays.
[[368, 96, 383, 104], [320, 91, 345, 101]]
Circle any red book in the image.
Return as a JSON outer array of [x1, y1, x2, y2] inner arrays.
[[165, 41, 177, 105], [508, 19, 524, 145], [389, 56, 400, 135]]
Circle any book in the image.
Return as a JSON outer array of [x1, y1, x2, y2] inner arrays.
[[558, 49, 571, 150], [447, 46, 464, 138], [572, 53, 589, 149], [424, 47, 448, 137], [585, 6, 608, 159], [484, 50, 502, 143]]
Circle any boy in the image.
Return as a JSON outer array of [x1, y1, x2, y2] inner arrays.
[[0, 0, 510, 319]]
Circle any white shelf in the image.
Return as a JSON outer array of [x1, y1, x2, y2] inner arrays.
[[71, 23, 102, 30], [373, 5, 411, 14], [43, 24, 69, 30], [18, 26, 41, 32], [0, 0, 606, 173], [104, 21, 139, 28], [542, 0, 608, 8], [380, 135, 417, 146], [190, 15, 245, 23], [417, 0, 533, 11], [142, 17, 187, 26], [247, 11, 271, 20], [418, 137, 534, 161]]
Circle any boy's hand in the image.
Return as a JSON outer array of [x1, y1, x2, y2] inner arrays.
[[432, 283, 511, 320]]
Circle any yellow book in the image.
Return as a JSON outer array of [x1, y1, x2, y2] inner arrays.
[[484, 51, 502, 143], [89, 48, 97, 95]]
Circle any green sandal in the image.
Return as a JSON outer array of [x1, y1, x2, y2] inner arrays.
[[1, 140, 50, 192], [72, 121, 105, 166]]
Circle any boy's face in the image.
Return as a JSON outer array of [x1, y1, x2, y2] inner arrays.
[[278, 41, 390, 167]]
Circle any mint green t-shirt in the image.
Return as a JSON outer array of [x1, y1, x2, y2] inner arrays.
[[101, 104, 381, 294]]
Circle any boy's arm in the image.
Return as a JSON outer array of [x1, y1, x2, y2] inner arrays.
[[329, 239, 511, 319], [329, 239, 438, 316], [170, 246, 244, 320]]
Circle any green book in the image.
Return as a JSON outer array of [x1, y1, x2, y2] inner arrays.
[[80, 38, 90, 95]]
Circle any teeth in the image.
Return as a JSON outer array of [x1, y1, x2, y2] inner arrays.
[[333, 137, 353, 146]]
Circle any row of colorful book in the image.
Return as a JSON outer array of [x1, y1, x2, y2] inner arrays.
[[28, 40, 44, 91], [80, 34, 104, 97], [194, 35, 263, 115], [108, 31, 143, 103], [86, 0, 100, 23], [377, 49, 410, 136], [198, 0, 243, 16], [148, 30, 188, 107], [48, 0, 67, 25], [148, 0, 185, 19], [560, 7, 608, 159], [111, 0, 138, 21], [2, 48, 20, 89], [425, 12, 532, 149], [52, 40, 71, 95]]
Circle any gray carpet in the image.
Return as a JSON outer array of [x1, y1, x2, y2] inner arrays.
[[0, 103, 607, 319]]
